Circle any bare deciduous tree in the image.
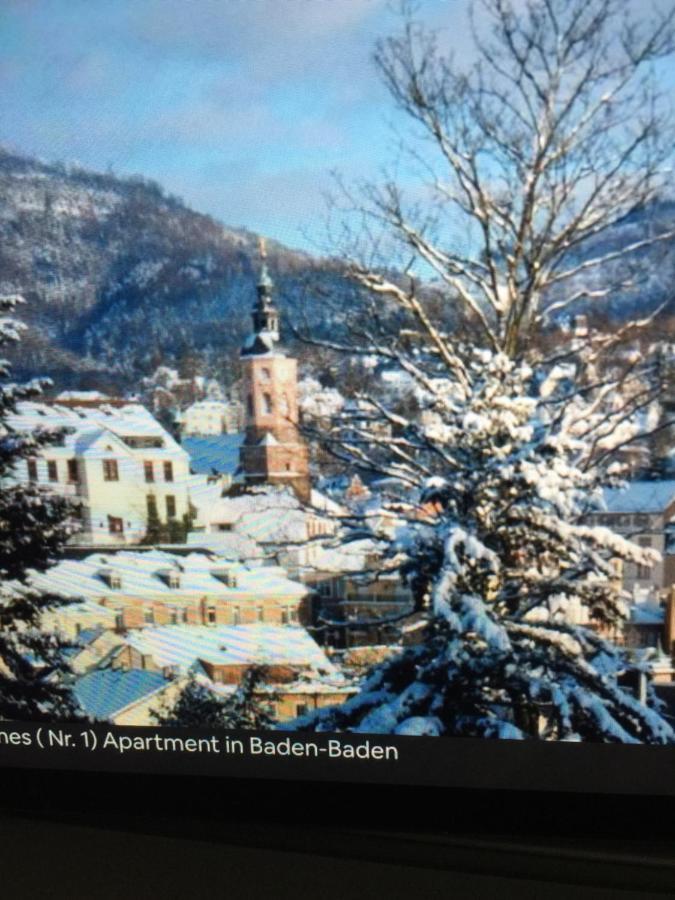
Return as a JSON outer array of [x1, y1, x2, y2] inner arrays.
[[328, 0, 675, 359]]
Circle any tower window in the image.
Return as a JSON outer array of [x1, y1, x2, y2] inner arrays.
[[47, 460, 58, 482], [263, 393, 273, 415], [261, 367, 271, 381], [247, 394, 254, 416]]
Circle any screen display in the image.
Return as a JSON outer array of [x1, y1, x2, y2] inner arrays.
[[1, 0, 675, 795]]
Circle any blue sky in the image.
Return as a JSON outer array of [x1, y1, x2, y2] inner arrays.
[[1, 0, 674, 254], [0, 0, 418, 251]]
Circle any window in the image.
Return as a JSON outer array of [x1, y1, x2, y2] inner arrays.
[[217, 523, 233, 532], [256, 605, 264, 622], [103, 459, 119, 481], [247, 394, 254, 416], [146, 495, 158, 517], [27, 458, 38, 482], [144, 609, 155, 624], [637, 537, 653, 580], [163, 461, 174, 482], [207, 606, 217, 625], [295, 704, 308, 717], [47, 460, 58, 482], [144, 461, 154, 483], [67, 458, 79, 483], [262, 393, 273, 415], [281, 608, 290, 625], [166, 495, 176, 519], [166, 572, 180, 589], [233, 606, 241, 625], [108, 515, 124, 535]]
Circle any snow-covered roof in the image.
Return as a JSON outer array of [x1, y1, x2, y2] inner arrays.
[[74, 668, 168, 720], [123, 624, 340, 677], [200, 486, 320, 543], [186, 531, 265, 562], [30, 549, 307, 600], [182, 434, 243, 475], [56, 391, 110, 401], [603, 480, 675, 514], [6, 401, 185, 457]]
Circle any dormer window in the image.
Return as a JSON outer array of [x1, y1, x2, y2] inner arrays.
[[212, 569, 238, 588], [156, 569, 181, 589], [99, 568, 122, 590]]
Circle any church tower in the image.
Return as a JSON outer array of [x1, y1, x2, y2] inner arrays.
[[238, 239, 311, 502]]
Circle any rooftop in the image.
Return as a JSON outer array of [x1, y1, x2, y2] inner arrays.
[[603, 480, 675, 514], [123, 624, 341, 677], [6, 401, 185, 457], [29, 549, 307, 600], [182, 433, 244, 476], [74, 668, 168, 720]]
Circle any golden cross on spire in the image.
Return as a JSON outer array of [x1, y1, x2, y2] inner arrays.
[[258, 235, 267, 260]]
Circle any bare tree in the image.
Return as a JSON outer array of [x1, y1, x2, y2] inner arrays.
[[324, 0, 675, 359]]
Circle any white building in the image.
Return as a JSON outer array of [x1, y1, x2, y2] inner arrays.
[[596, 481, 675, 598], [5, 401, 191, 545], [177, 400, 243, 435]]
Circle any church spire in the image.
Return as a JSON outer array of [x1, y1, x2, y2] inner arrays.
[[241, 237, 280, 356]]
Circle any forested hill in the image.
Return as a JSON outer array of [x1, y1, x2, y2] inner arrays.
[[0, 147, 345, 391], [0, 147, 672, 392]]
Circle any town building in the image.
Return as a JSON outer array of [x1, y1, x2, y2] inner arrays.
[[177, 399, 243, 436], [36, 549, 311, 633], [5, 400, 191, 545], [108, 623, 354, 721], [237, 239, 310, 502], [594, 480, 675, 598]]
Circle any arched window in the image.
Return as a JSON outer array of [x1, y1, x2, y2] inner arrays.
[[247, 394, 254, 416], [263, 393, 273, 414]]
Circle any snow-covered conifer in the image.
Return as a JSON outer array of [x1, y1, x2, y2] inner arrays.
[[294, 347, 673, 743], [0, 295, 81, 720], [154, 666, 279, 729]]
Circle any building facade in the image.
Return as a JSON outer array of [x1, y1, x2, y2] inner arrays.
[[36, 549, 311, 634], [6, 400, 191, 546]]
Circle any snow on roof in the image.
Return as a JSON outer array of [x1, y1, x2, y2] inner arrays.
[[74, 668, 168, 720], [30, 549, 307, 600], [123, 624, 340, 676], [182, 434, 243, 475], [57, 391, 110, 401], [6, 401, 185, 456], [603, 481, 675, 514], [186, 531, 264, 562], [304, 537, 382, 574]]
